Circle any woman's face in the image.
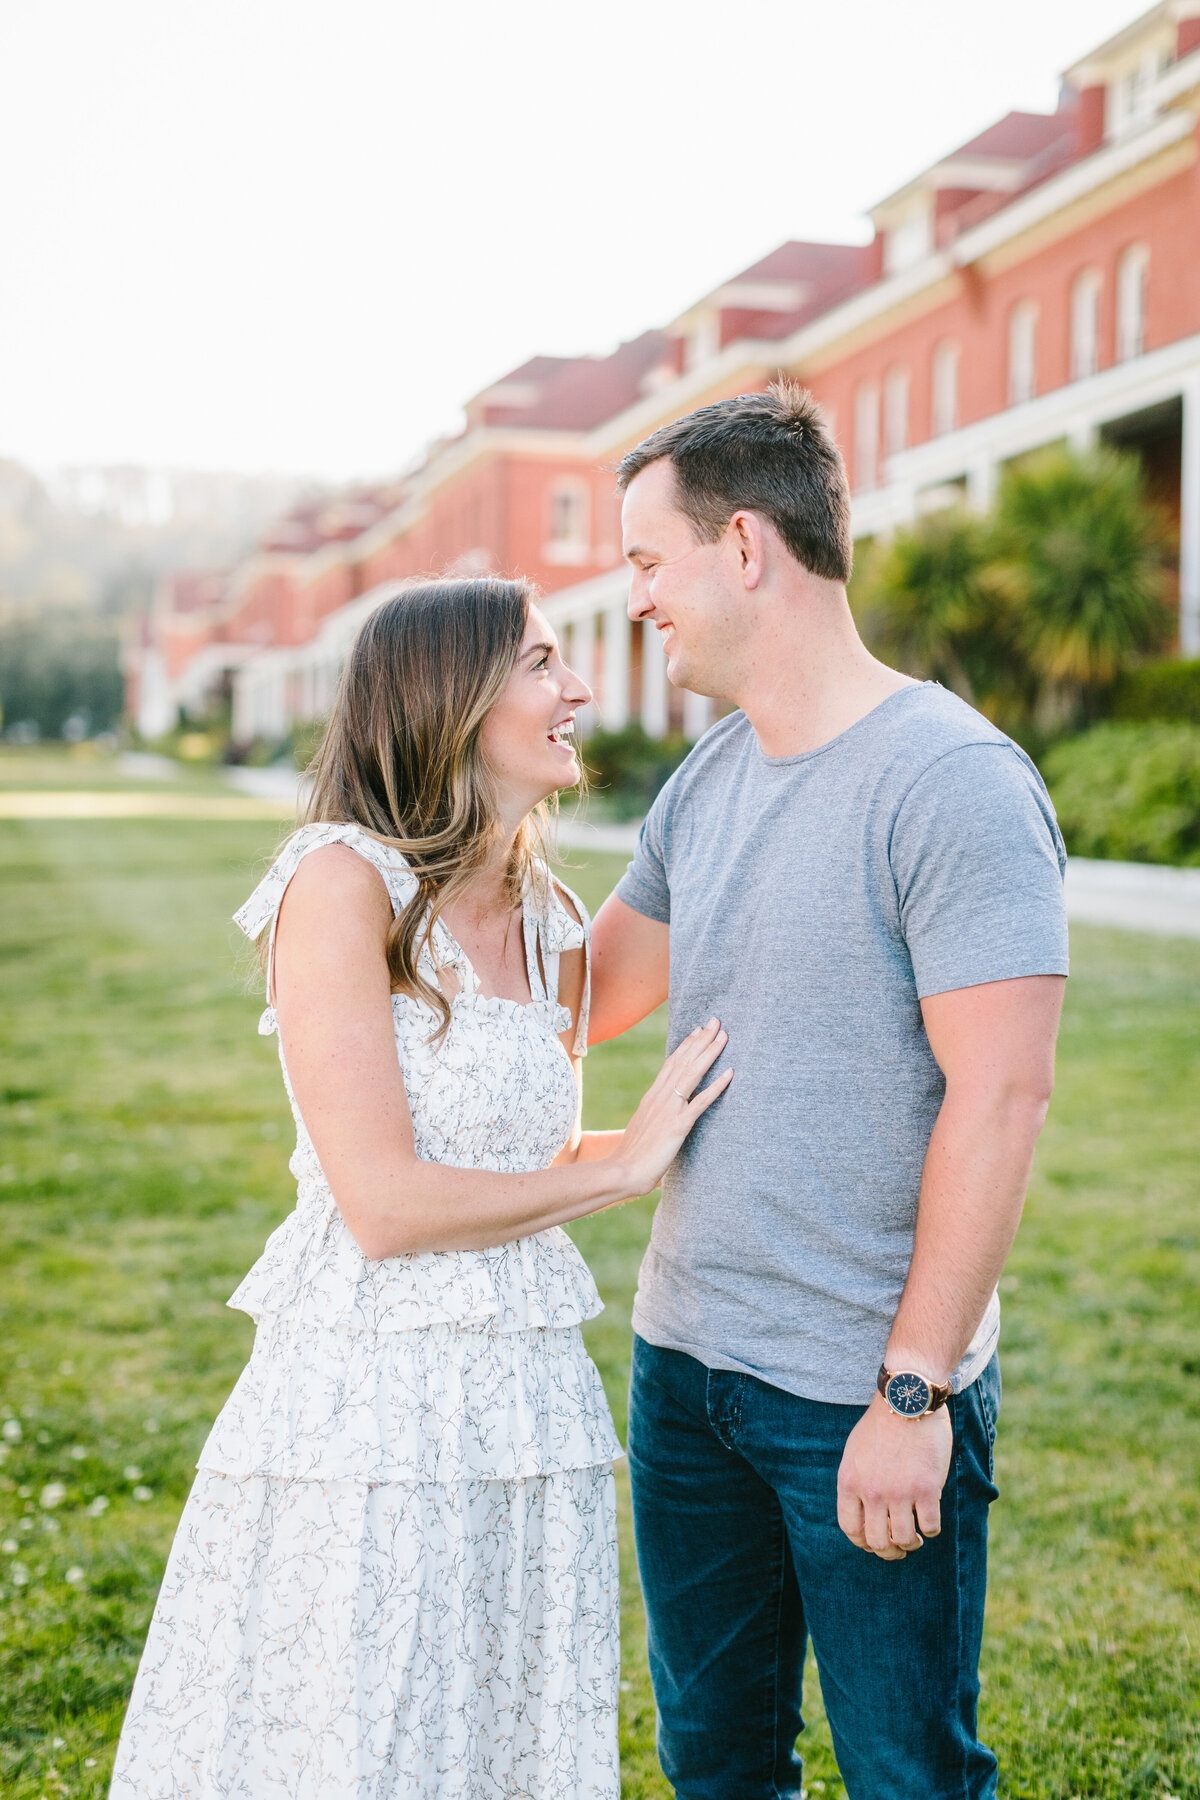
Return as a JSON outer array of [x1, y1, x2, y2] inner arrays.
[[479, 604, 592, 819]]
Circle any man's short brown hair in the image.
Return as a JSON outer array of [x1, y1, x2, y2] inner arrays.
[[616, 381, 852, 583]]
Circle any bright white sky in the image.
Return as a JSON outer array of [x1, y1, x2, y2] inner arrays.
[[0, 0, 1146, 481]]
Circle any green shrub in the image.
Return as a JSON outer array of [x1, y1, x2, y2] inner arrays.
[[1109, 657, 1200, 726], [582, 723, 690, 820], [1042, 722, 1200, 865]]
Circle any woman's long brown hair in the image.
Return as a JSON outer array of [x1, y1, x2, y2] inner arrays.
[[295, 577, 552, 1040]]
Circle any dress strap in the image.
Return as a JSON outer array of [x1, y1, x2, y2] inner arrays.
[[533, 870, 592, 1057], [234, 822, 418, 1025]]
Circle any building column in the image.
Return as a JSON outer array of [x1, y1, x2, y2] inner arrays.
[[965, 453, 996, 514], [600, 602, 631, 730], [683, 690, 712, 740], [570, 613, 596, 731], [1181, 376, 1200, 659], [641, 619, 668, 737]]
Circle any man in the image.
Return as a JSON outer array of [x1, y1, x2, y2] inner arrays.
[[589, 383, 1068, 1800]]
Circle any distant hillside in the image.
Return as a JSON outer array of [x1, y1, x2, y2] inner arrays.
[[0, 459, 323, 617]]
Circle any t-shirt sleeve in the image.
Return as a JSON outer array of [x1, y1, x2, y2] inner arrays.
[[614, 788, 672, 923], [891, 742, 1069, 999]]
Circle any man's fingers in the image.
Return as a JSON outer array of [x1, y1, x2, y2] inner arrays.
[[862, 1494, 894, 1555], [836, 1489, 868, 1550], [914, 1487, 942, 1539], [887, 1501, 924, 1553]]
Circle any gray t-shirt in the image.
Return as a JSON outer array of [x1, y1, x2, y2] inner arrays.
[[615, 682, 1068, 1405]]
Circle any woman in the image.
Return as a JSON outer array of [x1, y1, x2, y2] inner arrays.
[[109, 577, 731, 1800]]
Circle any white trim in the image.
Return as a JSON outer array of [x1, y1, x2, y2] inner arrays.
[[852, 327, 1200, 539], [540, 568, 631, 630], [945, 106, 1194, 265]]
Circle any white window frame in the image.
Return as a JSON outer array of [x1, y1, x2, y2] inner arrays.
[[1070, 268, 1103, 381], [1008, 300, 1039, 407], [931, 340, 960, 437], [543, 478, 591, 566], [883, 366, 909, 462], [1116, 244, 1149, 363], [854, 381, 880, 491]]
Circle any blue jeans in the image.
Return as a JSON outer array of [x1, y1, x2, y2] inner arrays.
[[627, 1335, 1001, 1800]]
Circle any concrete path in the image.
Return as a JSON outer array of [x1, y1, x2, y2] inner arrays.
[[220, 775, 1200, 941], [1063, 856, 1200, 940]]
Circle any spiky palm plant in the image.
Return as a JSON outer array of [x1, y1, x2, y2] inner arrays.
[[850, 509, 1025, 719], [991, 446, 1172, 711]]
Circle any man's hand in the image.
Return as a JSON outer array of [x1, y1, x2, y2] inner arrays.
[[836, 1394, 953, 1560]]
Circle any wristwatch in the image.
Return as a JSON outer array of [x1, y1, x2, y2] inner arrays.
[[877, 1363, 951, 1418]]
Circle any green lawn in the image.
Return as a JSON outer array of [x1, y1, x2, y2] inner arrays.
[[0, 784, 1197, 1798]]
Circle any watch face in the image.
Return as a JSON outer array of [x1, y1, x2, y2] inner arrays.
[[885, 1372, 932, 1416]]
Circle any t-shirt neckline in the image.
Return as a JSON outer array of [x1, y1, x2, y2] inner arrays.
[[752, 680, 937, 769]]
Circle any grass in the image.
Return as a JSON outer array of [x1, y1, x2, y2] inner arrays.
[[0, 760, 1197, 1798]]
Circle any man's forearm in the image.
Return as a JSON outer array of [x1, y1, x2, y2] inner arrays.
[[885, 1080, 1051, 1382]]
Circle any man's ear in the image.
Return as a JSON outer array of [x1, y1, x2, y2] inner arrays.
[[728, 510, 766, 589]]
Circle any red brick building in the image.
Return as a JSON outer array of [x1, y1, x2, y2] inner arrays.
[[129, 1, 1200, 744]]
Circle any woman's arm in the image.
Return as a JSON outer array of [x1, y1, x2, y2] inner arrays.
[[272, 846, 729, 1261]]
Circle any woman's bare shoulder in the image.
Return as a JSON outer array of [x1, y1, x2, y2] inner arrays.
[[281, 842, 393, 921]]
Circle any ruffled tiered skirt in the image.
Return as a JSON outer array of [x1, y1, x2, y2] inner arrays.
[[109, 1193, 623, 1800]]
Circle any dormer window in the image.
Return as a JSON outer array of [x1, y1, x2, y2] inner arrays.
[[686, 314, 721, 371], [1106, 42, 1172, 137], [883, 200, 933, 276]]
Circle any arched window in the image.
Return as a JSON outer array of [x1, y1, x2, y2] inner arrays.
[[1070, 269, 1103, 381], [931, 340, 960, 437], [884, 367, 909, 460], [1008, 300, 1039, 406], [1116, 245, 1149, 362], [854, 381, 880, 491]]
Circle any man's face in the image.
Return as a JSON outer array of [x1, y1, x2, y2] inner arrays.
[[621, 458, 739, 699]]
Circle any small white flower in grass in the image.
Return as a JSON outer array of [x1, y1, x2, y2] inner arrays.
[[132, 1485, 153, 1502], [11, 1563, 28, 1585], [65, 1565, 84, 1583], [40, 1483, 66, 1509], [85, 1495, 109, 1517], [2, 1539, 17, 1554], [19, 1517, 34, 1530], [2, 1418, 21, 1441], [68, 1445, 87, 1461], [53, 1737, 65, 1747], [143, 1418, 159, 1434], [123, 1465, 141, 1481], [84, 1758, 97, 1768]]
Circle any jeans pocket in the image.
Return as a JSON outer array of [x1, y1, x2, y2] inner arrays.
[[974, 1355, 1001, 1488]]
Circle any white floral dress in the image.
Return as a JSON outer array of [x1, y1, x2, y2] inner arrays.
[[109, 822, 623, 1800]]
